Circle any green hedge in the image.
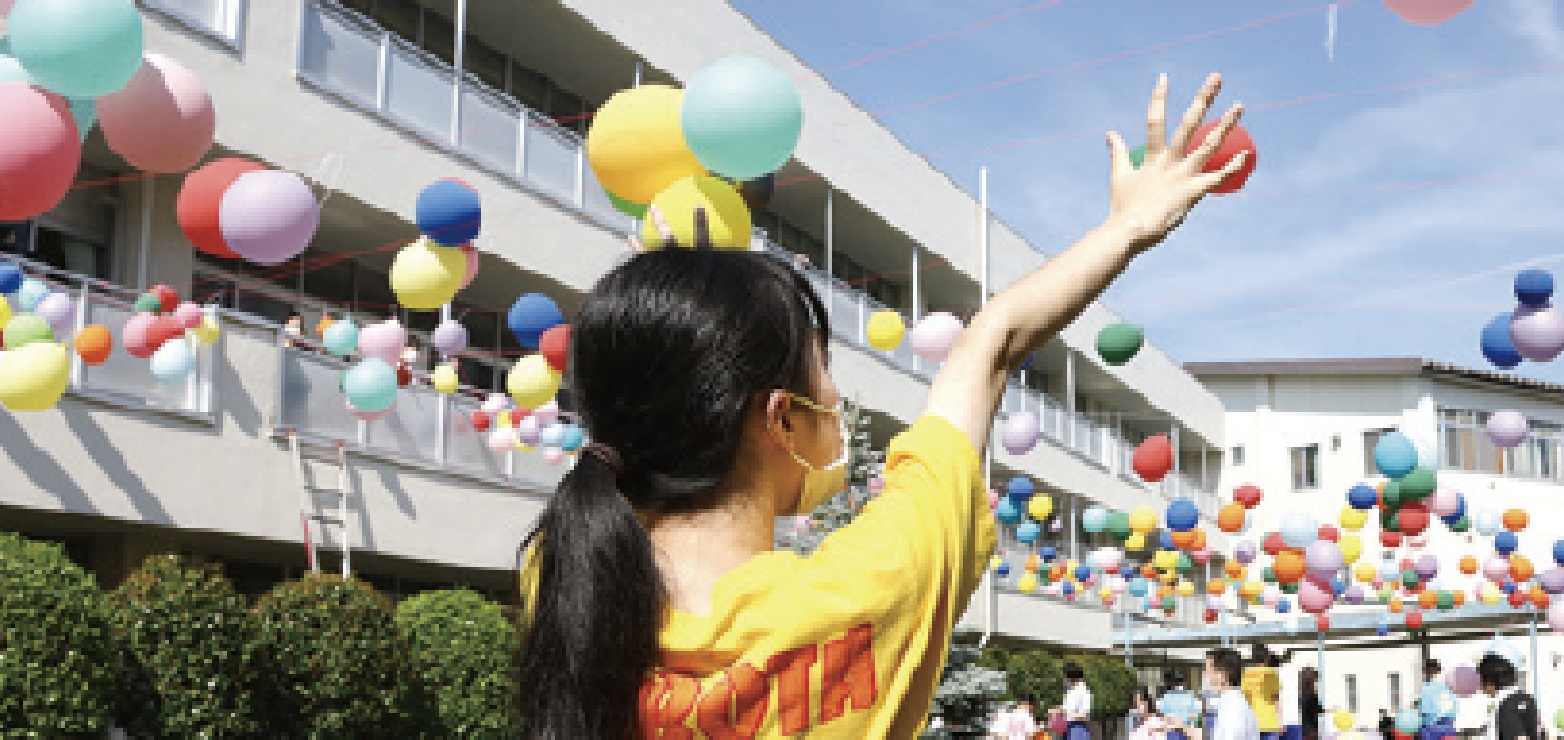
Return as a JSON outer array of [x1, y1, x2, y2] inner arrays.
[[0, 532, 118, 737], [111, 554, 260, 737], [980, 648, 1137, 723], [396, 588, 522, 736]]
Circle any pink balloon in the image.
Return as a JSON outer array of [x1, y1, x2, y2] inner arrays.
[[1001, 411, 1040, 455], [1510, 303, 1564, 362], [486, 426, 517, 453], [33, 292, 73, 335], [1191, 548, 1212, 565], [909, 312, 963, 363], [1483, 556, 1511, 583], [532, 399, 560, 429], [0, 83, 81, 220], [1447, 666, 1479, 697], [349, 399, 393, 422], [122, 312, 159, 358], [459, 244, 479, 289], [868, 476, 886, 493], [357, 320, 405, 364], [1299, 575, 1335, 614], [1383, 0, 1472, 26], [0, 0, 13, 16], [1430, 486, 1461, 517], [219, 170, 320, 265], [544, 447, 566, 465], [97, 53, 216, 174], [173, 302, 204, 330]]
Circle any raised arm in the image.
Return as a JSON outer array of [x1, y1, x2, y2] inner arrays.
[[925, 72, 1247, 447]]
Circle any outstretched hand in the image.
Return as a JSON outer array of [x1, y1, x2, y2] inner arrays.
[[1105, 72, 1246, 253]]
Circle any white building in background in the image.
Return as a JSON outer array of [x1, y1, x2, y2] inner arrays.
[[0, 0, 1221, 654], [1189, 358, 1564, 727]]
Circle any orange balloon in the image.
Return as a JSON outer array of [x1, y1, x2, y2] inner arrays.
[[1191, 529, 1208, 551], [1388, 596, 1404, 613], [1274, 550, 1307, 584], [1141, 565, 1158, 580], [1418, 590, 1438, 611], [1452, 591, 1466, 608], [316, 317, 335, 338], [1225, 561, 1246, 580], [1503, 509, 1529, 533], [73, 324, 113, 366], [1510, 554, 1535, 583], [1459, 556, 1478, 575], [1208, 578, 1228, 595], [1171, 530, 1197, 550], [1217, 503, 1246, 533], [1531, 586, 1550, 610]]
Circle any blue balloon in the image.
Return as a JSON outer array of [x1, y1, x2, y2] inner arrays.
[[1377, 624, 1391, 636], [416, 179, 482, 246], [1516, 269, 1554, 307], [681, 56, 803, 181], [1275, 598, 1291, 614], [1081, 506, 1109, 533], [1074, 564, 1092, 581], [1482, 313, 1524, 370], [344, 358, 398, 412], [1348, 483, 1378, 510], [7, 0, 144, 99], [996, 498, 1022, 526], [1554, 539, 1564, 567], [1061, 580, 1075, 596], [1017, 519, 1041, 544], [1128, 578, 1148, 597], [1331, 577, 1346, 596], [996, 561, 1011, 578], [507, 293, 563, 350], [322, 319, 359, 356], [1007, 477, 1035, 503], [1166, 498, 1200, 532], [559, 424, 585, 452], [1159, 531, 1176, 550], [1495, 531, 1519, 556], [1375, 431, 1419, 480], [1501, 581, 1516, 595], [540, 422, 567, 447], [1040, 546, 1058, 562], [0, 261, 22, 295], [1281, 513, 1320, 549], [17, 278, 48, 313]]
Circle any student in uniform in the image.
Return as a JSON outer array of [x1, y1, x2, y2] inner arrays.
[[1480, 652, 1538, 740], [1062, 663, 1095, 740], [1207, 648, 1261, 740], [514, 75, 1247, 738]]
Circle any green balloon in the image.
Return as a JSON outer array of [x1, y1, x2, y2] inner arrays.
[[1262, 567, 1277, 584], [1381, 510, 1400, 532], [1175, 552, 1193, 573], [4, 314, 54, 349], [1401, 569, 1419, 588], [1437, 591, 1454, 610], [1107, 511, 1131, 540], [1378, 588, 1394, 601], [1381, 480, 1403, 508], [134, 293, 161, 315], [1553, 707, 1564, 732], [607, 190, 648, 220], [1447, 515, 1470, 533], [1129, 144, 1148, 169], [1281, 581, 1298, 594], [1400, 468, 1437, 500], [1097, 323, 1144, 366], [1162, 595, 1176, 611]]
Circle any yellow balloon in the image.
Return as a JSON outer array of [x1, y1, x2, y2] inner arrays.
[[866, 310, 906, 351], [1353, 562, 1376, 583], [496, 410, 513, 429], [1339, 534, 1363, 565], [0, 342, 69, 411], [990, 555, 1004, 570], [640, 175, 751, 249], [1334, 711, 1354, 731], [1176, 580, 1195, 597], [1129, 505, 1158, 534], [389, 237, 465, 310], [190, 316, 220, 345], [1153, 550, 1179, 571], [0, 295, 12, 327], [1018, 574, 1038, 593], [517, 443, 535, 453], [1126, 533, 1146, 551], [431, 363, 459, 394], [586, 85, 705, 204], [1028, 495, 1053, 521], [1339, 507, 1368, 531], [507, 354, 561, 410], [1481, 582, 1502, 605], [1239, 581, 1263, 599], [1098, 586, 1113, 601]]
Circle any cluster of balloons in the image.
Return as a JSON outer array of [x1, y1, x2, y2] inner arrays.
[[0, 266, 72, 410], [123, 283, 218, 386], [506, 293, 568, 410], [178, 158, 319, 266], [1481, 269, 1564, 371], [587, 55, 802, 248], [0, 0, 216, 220], [389, 179, 482, 310], [471, 395, 582, 466]]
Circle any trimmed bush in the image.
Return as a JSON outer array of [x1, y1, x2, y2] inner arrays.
[[0, 532, 118, 736], [254, 573, 413, 737], [110, 554, 260, 737], [982, 648, 1064, 716], [396, 588, 522, 736]]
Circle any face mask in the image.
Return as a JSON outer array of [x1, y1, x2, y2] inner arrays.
[[782, 393, 854, 516]]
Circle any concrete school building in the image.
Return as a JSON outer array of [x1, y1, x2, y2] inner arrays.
[[1189, 357, 1564, 728], [0, 0, 1221, 657]]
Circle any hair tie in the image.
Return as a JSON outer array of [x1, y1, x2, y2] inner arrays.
[[581, 442, 624, 477]]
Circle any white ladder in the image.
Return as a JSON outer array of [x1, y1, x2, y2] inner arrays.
[[286, 430, 354, 577]]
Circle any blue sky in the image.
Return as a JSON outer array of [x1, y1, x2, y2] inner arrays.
[[730, 0, 1564, 383]]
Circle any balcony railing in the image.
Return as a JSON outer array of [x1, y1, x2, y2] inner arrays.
[[296, 0, 629, 230], [140, 0, 245, 50]]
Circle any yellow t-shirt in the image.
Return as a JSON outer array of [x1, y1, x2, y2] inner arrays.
[[1242, 666, 1282, 733], [525, 415, 993, 738]]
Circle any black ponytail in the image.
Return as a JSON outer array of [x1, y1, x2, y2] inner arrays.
[[517, 248, 827, 738]]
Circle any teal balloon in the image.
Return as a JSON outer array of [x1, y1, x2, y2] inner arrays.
[[17, 278, 49, 312], [681, 55, 803, 180], [68, 97, 94, 141], [1129, 144, 1148, 169], [150, 338, 193, 384], [1082, 505, 1110, 533], [7, 0, 145, 99], [322, 319, 359, 357], [344, 358, 398, 412], [1395, 708, 1423, 734]]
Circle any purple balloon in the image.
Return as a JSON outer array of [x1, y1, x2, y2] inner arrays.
[[1447, 666, 1479, 697], [1414, 554, 1439, 580], [1306, 540, 1344, 578], [32, 292, 73, 335], [1487, 410, 1529, 449], [1002, 411, 1040, 455], [1540, 568, 1564, 595], [1345, 585, 1365, 605], [431, 318, 468, 356], [1510, 303, 1564, 362], [219, 171, 321, 265], [1234, 539, 1258, 565], [909, 312, 963, 363]]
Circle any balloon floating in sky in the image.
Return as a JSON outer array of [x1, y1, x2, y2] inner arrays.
[[1510, 303, 1564, 363], [177, 159, 265, 259], [508, 293, 564, 350], [587, 85, 704, 204], [1481, 313, 1524, 369], [0, 82, 81, 221], [639, 174, 752, 249], [1186, 120, 1257, 194], [1383, 0, 1473, 27], [1487, 410, 1529, 449], [1132, 434, 1174, 483], [1001, 411, 1040, 456], [96, 52, 215, 173], [910, 312, 963, 363], [7, 0, 144, 99], [681, 55, 803, 181], [389, 236, 465, 310], [219, 170, 320, 265], [1096, 323, 1143, 366], [1374, 431, 1418, 480], [1516, 269, 1554, 307]]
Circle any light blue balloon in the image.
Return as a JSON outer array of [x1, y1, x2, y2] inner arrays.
[[540, 422, 566, 448], [7, 0, 144, 99], [150, 338, 193, 384], [1082, 505, 1109, 533], [680, 55, 803, 180], [1473, 509, 1502, 537], [322, 319, 359, 356], [1128, 577, 1149, 597], [1396, 708, 1423, 734], [68, 97, 94, 141], [559, 424, 584, 453], [343, 358, 397, 412], [17, 278, 49, 312], [1016, 519, 1041, 544], [1280, 512, 1319, 549], [1375, 431, 1419, 480], [996, 497, 1022, 525]]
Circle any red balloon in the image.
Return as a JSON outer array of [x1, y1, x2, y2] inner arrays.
[[150, 284, 179, 314], [149, 316, 184, 352], [470, 410, 491, 432], [1317, 525, 1339, 542], [540, 325, 570, 373], [1508, 590, 1527, 608], [1204, 608, 1217, 623], [1233, 484, 1263, 509], [1381, 531, 1403, 548], [1406, 612, 1424, 630], [1315, 615, 1331, 632], [1133, 434, 1174, 483], [1263, 531, 1285, 557], [1384, 0, 1472, 27], [177, 158, 265, 258], [0, 83, 81, 221], [1185, 121, 1257, 194], [509, 408, 531, 426], [1398, 501, 1431, 537]]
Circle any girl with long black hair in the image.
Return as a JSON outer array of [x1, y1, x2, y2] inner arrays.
[[518, 73, 1247, 738]]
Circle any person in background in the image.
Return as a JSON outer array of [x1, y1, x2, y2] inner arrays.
[[1479, 651, 1537, 740], [1207, 648, 1260, 740], [1131, 687, 1155, 731], [1299, 667, 1323, 740], [283, 313, 303, 347], [987, 699, 1039, 740], [1378, 709, 1396, 737], [1243, 647, 1282, 740], [1276, 655, 1302, 740], [1059, 663, 1094, 740], [1421, 659, 1457, 740], [1162, 669, 1201, 740]]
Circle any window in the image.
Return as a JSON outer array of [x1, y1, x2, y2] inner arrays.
[[1231, 445, 1245, 466], [1331, 434, 1341, 452], [1438, 408, 1564, 482], [1290, 444, 1320, 490], [1363, 428, 1397, 476], [1388, 672, 1402, 711], [1345, 674, 1358, 714]]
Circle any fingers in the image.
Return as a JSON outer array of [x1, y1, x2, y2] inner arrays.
[[1188, 103, 1244, 172], [1106, 130, 1132, 176], [627, 233, 645, 253], [692, 207, 712, 250], [1169, 72, 1223, 155], [647, 205, 678, 249], [1146, 73, 1169, 156], [1199, 149, 1249, 193]]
